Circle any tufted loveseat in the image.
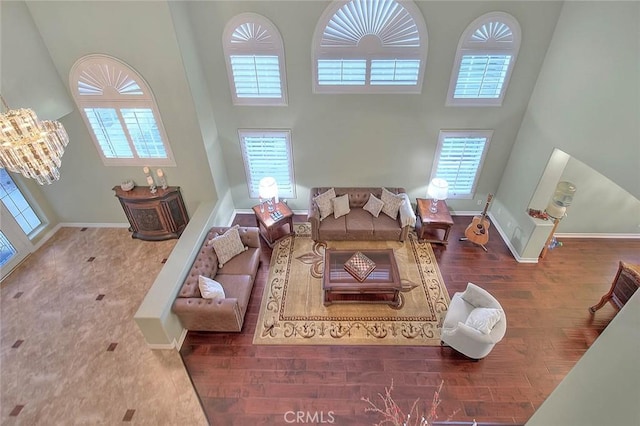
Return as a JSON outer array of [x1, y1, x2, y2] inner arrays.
[[172, 226, 261, 332], [308, 187, 415, 242]]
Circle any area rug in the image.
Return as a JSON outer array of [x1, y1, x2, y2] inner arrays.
[[253, 223, 450, 346]]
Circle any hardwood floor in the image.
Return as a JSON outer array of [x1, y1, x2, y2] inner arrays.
[[180, 214, 640, 425]]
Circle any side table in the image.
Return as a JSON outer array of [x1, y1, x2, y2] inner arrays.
[[415, 198, 454, 245], [252, 201, 294, 248]]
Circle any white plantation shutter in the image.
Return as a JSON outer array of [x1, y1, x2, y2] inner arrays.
[[70, 54, 175, 166], [318, 60, 367, 85], [230, 55, 282, 98], [454, 55, 511, 98], [239, 130, 295, 199], [370, 60, 421, 85], [431, 131, 492, 198], [84, 108, 133, 158], [121, 109, 166, 158], [447, 12, 520, 106], [224, 14, 287, 105], [314, 0, 427, 93]]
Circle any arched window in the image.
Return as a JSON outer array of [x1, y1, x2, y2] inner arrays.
[[447, 12, 521, 106], [313, 0, 428, 94], [223, 13, 288, 106], [69, 54, 175, 166]]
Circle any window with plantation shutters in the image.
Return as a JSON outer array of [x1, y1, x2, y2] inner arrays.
[[431, 131, 493, 198], [69, 54, 175, 166], [239, 130, 295, 199], [313, 0, 428, 93], [447, 12, 521, 106], [224, 14, 287, 106]]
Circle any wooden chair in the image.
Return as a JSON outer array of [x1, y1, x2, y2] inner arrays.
[[589, 261, 640, 313]]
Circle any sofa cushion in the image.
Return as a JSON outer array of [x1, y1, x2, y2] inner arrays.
[[372, 213, 403, 239], [332, 194, 351, 218], [218, 247, 261, 278], [344, 208, 375, 238], [381, 187, 405, 219], [198, 275, 226, 300], [465, 307, 503, 334], [363, 193, 384, 217], [216, 274, 254, 315], [314, 188, 336, 220], [317, 215, 347, 240], [209, 225, 247, 268]]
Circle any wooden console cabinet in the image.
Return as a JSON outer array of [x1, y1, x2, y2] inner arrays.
[[113, 186, 189, 241]]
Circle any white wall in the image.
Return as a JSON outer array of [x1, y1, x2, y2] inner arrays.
[[186, 0, 562, 212], [17, 1, 219, 226], [494, 0, 640, 259], [527, 289, 640, 426]]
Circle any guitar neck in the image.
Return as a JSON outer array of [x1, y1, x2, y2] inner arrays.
[[479, 194, 493, 219]]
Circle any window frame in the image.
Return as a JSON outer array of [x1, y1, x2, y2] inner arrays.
[[69, 54, 176, 167], [0, 169, 44, 237], [430, 130, 493, 199], [312, 0, 428, 94], [446, 12, 521, 107], [223, 13, 288, 106], [238, 129, 296, 199]]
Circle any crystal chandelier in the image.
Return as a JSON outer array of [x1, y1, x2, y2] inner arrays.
[[0, 94, 69, 185]]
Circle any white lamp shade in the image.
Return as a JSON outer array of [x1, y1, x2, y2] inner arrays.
[[427, 178, 449, 200], [258, 177, 279, 201]]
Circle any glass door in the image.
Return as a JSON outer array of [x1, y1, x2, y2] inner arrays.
[[0, 203, 32, 281]]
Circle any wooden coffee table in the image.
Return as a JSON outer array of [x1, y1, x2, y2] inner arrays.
[[323, 249, 402, 307]]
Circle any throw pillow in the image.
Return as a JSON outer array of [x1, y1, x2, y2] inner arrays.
[[198, 275, 226, 300], [363, 193, 384, 217], [314, 188, 336, 220], [464, 307, 503, 335], [380, 187, 405, 219], [332, 193, 351, 219], [209, 225, 247, 268]]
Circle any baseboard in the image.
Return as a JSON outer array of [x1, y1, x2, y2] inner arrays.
[[146, 328, 187, 351], [33, 223, 63, 251], [555, 233, 640, 239], [59, 222, 130, 228], [146, 342, 178, 350], [488, 213, 540, 264], [175, 328, 189, 350]]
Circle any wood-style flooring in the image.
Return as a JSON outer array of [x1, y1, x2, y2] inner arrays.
[[180, 214, 640, 425]]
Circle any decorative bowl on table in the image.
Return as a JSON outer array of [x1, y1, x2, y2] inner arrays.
[[120, 180, 135, 191]]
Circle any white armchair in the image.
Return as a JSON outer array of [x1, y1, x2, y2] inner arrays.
[[441, 282, 506, 360]]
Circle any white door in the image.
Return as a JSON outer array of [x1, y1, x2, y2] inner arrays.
[[0, 203, 32, 281]]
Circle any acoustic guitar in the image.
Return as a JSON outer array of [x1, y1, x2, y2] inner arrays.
[[463, 194, 493, 249]]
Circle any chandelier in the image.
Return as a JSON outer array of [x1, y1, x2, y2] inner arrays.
[[0, 94, 69, 185]]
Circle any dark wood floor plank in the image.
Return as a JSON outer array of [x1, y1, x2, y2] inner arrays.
[[181, 214, 640, 425]]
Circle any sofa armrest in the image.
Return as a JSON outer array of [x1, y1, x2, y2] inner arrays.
[[398, 193, 416, 228], [443, 321, 496, 344], [173, 297, 243, 332], [238, 226, 261, 248], [308, 190, 321, 241]]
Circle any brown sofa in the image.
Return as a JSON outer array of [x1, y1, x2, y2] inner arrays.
[[172, 226, 261, 332], [308, 187, 416, 242]]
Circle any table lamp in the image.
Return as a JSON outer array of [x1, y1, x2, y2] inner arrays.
[[427, 178, 449, 213], [540, 181, 577, 259], [259, 177, 279, 212]]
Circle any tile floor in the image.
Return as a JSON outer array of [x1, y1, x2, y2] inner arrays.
[[1, 227, 208, 425]]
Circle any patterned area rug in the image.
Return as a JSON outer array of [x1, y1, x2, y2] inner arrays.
[[253, 223, 450, 346]]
